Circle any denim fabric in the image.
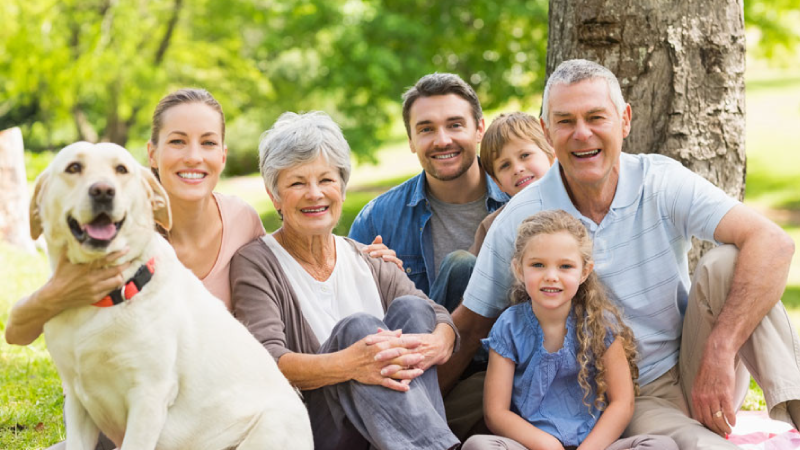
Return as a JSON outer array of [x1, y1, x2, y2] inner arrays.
[[429, 250, 477, 313], [483, 304, 614, 448], [306, 296, 459, 450], [349, 170, 508, 295]]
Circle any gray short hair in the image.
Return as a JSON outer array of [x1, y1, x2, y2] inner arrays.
[[541, 59, 626, 126], [259, 111, 352, 201]]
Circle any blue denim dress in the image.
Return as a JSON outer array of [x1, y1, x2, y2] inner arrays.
[[482, 303, 614, 447]]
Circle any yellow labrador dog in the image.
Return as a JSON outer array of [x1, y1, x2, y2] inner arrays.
[[30, 142, 312, 450]]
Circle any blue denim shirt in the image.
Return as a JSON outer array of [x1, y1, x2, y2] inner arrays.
[[348, 169, 508, 294], [483, 304, 614, 447]]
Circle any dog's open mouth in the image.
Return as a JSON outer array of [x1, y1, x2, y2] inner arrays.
[[68, 213, 125, 247]]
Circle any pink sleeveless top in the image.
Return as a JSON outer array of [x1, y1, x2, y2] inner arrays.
[[201, 192, 266, 310]]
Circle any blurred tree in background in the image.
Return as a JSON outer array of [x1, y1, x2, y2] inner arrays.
[[0, 0, 795, 175]]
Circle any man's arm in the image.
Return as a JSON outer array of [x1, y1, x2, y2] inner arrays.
[[691, 204, 795, 434], [437, 304, 496, 394]]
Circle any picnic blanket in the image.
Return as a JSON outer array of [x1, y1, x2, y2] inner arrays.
[[729, 411, 800, 449]]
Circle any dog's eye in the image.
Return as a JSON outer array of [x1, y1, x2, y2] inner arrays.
[[116, 165, 128, 174], [65, 162, 82, 174]]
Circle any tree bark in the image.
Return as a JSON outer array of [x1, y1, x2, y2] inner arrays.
[[546, 0, 746, 270], [0, 127, 36, 253]]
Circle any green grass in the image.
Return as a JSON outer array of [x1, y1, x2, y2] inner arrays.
[[744, 76, 800, 211], [0, 244, 65, 449]]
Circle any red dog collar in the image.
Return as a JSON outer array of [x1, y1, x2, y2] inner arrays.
[[93, 258, 156, 307]]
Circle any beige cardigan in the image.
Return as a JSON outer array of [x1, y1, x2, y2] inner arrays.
[[230, 237, 460, 362]]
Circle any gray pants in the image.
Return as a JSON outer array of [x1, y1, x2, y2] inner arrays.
[[462, 434, 678, 450], [305, 295, 460, 450]]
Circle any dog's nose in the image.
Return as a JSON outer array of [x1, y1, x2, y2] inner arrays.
[[89, 182, 115, 203]]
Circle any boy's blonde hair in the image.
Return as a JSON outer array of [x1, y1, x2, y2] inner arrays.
[[480, 112, 555, 178], [510, 210, 640, 410]]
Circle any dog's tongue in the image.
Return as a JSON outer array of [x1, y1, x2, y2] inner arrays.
[[85, 217, 116, 240]]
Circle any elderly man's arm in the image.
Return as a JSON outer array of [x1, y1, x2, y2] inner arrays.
[[437, 305, 496, 394], [692, 204, 795, 434]]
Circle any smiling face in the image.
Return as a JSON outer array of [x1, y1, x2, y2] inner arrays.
[[30, 142, 170, 264], [514, 230, 592, 319], [269, 155, 344, 238], [148, 102, 227, 204], [491, 135, 553, 196], [542, 78, 631, 195], [407, 94, 484, 182]]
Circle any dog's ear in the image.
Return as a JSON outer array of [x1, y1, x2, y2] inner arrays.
[[29, 169, 50, 240], [140, 166, 172, 231]]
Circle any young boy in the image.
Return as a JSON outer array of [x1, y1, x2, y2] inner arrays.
[[469, 112, 555, 254]]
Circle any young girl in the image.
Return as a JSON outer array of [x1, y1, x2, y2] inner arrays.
[[463, 210, 676, 450]]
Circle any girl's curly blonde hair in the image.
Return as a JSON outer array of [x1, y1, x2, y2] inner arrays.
[[510, 210, 640, 410]]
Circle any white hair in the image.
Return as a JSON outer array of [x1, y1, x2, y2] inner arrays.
[[541, 59, 626, 126], [258, 111, 352, 201]]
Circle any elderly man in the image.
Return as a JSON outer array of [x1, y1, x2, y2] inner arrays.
[[443, 59, 799, 448]]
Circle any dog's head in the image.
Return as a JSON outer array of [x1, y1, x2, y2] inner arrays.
[[30, 142, 172, 264]]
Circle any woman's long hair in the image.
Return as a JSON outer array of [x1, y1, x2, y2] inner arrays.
[[509, 210, 640, 410]]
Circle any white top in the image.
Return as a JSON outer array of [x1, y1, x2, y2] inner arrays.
[[262, 234, 385, 343]]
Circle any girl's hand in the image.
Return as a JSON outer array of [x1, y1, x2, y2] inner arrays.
[[362, 235, 404, 270]]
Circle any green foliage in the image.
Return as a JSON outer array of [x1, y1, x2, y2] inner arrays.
[[23, 151, 55, 183], [745, 0, 800, 61], [2, 0, 794, 168], [1, 0, 549, 169]]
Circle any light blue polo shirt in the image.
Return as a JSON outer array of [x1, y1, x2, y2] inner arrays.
[[463, 152, 740, 385]]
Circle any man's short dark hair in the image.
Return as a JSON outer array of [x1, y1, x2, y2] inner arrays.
[[401, 73, 483, 137]]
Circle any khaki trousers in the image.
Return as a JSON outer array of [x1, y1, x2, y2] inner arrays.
[[624, 245, 800, 449]]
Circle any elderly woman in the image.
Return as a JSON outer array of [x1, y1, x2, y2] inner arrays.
[[230, 111, 460, 450]]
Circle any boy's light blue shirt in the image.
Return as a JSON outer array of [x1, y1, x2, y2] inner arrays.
[[464, 153, 739, 385], [348, 169, 508, 295]]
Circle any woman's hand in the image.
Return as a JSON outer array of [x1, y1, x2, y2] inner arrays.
[[48, 250, 131, 308], [5, 249, 130, 345], [373, 323, 456, 379], [362, 235, 404, 270], [344, 328, 425, 392]]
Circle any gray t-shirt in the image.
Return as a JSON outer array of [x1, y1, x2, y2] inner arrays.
[[428, 191, 488, 277]]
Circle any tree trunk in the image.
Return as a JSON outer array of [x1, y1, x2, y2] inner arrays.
[[546, 0, 746, 270], [0, 127, 36, 253]]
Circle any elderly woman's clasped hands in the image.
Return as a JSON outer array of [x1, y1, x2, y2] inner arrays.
[[356, 326, 453, 391]]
